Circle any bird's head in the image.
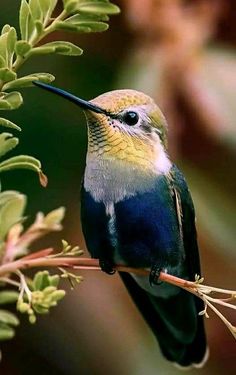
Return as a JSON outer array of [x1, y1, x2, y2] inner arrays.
[[34, 82, 170, 174]]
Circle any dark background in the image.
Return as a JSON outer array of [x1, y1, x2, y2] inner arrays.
[[0, 1, 236, 374]]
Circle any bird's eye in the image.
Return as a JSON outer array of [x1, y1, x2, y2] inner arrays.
[[123, 111, 139, 126]]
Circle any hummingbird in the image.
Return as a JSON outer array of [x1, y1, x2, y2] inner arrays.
[[34, 81, 208, 369]]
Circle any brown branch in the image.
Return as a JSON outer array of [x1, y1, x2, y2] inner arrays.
[[0, 254, 235, 339], [0, 255, 194, 288]]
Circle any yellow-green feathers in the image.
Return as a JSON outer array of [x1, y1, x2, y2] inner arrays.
[[86, 89, 170, 174]]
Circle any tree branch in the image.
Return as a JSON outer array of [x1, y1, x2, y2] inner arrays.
[[0, 253, 235, 339]]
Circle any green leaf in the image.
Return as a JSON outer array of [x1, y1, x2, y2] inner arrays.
[[2, 73, 55, 90], [29, 0, 42, 21], [50, 289, 65, 302], [0, 56, 5, 68], [0, 100, 11, 110], [55, 21, 92, 33], [1, 25, 11, 35], [0, 155, 45, 186], [0, 99, 11, 110], [0, 133, 19, 158], [35, 20, 43, 34], [0, 193, 26, 240], [65, 13, 109, 23], [38, 0, 57, 25], [76, 21, 108, 32], [44, 207, 65, 227], [0, 154, 41, 169], [0, 310, 19, 326], [0, 92, 23, 110], [4, 92, 23, 109], [78, 2, 120, 15], [48, 275, 60, 288], [0, 323, 15, 340], [19, 0, 30, 40], [19, 0, 35, 41], [15, 40, 32, 57], [0, 291, 19, 305], [33, 271, 50, 291], [7, 27, 17, 66], [55, 21, 95, 33], [0, 68, 17, 82], [64, 13, 109, 32], [32, 41, 83, 56], [0, 191, 23, 208], [63, 0, 79, 14], [0, 33, 8, 66], [33, 304, 49, 314], [0, 118, 21, 131], [33, 271, 48, 290]]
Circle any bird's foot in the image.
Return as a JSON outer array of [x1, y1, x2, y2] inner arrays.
[[149, 264, 162, 286], [99, 259, 116, 275]]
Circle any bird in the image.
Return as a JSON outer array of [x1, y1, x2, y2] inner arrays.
[[34, 81, 208, 369]]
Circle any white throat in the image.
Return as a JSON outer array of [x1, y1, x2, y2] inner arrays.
[[84, 145, 171, 205]]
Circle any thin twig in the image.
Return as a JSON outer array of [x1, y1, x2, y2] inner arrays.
[[0, 255, 235, 339]]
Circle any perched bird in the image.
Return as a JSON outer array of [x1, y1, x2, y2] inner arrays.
[[34, 81, 208, 369]]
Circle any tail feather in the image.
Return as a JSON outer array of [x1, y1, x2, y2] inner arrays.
[[120, 272, 207, 368]]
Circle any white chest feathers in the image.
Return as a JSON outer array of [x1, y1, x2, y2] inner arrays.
[[84, 152, 172, 205]]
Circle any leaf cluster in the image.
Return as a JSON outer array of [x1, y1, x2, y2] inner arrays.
[[0, 0, 119, 359], [0, 199, 66, 341], [0, 0, 119, 181], [17, 271, 65, 324]]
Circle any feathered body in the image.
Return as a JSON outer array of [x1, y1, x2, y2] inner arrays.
[[33, 82, 208, 369], [81, 90, 208, 368]]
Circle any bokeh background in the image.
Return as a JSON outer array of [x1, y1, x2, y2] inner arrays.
[[1, 0, 236, 374]]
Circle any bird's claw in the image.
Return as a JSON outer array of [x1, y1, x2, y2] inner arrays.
[[149, 264, 162, 286], [99, 259, 116, 275]]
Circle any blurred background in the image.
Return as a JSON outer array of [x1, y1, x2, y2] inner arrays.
[[1, 0, 236, 374]]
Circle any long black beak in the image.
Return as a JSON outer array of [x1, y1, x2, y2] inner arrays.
[[33, 81, 109, 115]]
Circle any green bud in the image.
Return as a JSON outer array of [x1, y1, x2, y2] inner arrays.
[[33, 270, 49, 291], [15, 40, 31, 57], [50, 290, 66, 302], [28, 308, 34, 315], [35, 21, 44, 34], [48, 275, 60, 288], [33, 305, 49, 314], [29, 314, 36, 324], [17, 302, 29, 314], [43, 286, 56, 295]]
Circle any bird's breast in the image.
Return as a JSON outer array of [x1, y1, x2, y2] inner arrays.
[[84, 156, 159, 204]]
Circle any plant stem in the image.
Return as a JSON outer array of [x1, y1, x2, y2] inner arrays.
[[12, 10, 68, 72], [0, 253, 235, 339]]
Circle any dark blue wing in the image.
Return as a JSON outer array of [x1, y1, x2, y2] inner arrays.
[[114, 172, 185, 271], [80, 185, 113, 261], [120, 165, 207, 367]]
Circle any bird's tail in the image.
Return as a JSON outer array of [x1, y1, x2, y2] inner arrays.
[[120, 273, 208, 369]]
